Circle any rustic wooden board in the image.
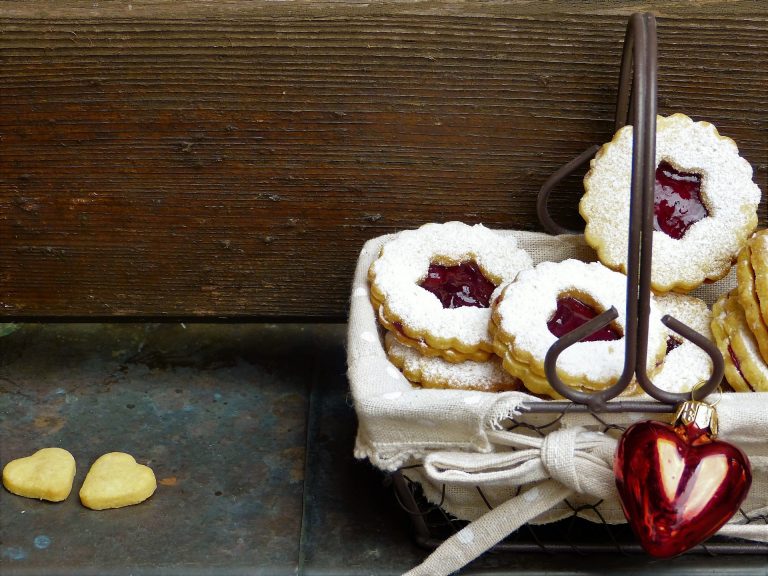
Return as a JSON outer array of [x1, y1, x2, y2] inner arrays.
[[1, 1, 766, 319]]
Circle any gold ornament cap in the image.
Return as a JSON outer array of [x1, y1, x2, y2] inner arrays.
[[674, 400, 718, 436]]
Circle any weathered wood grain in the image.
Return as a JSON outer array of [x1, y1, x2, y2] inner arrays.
[[1, 1, 766, 319]]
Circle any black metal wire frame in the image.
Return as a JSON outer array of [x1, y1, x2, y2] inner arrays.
[[392, 412, 768, 555], [394, 12, 764, 556], [392, 468, 768, 555]]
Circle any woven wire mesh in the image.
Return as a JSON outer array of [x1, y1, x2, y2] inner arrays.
[[392, 410, 768, 555]]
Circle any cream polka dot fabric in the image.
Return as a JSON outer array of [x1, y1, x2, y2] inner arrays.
[[348, 230, 768, 576]]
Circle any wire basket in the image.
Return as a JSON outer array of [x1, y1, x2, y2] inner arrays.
[[384, 12, 767, 556]]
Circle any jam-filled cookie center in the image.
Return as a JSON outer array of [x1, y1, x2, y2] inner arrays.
[[419, 261, 496, 309], [666, 336, 683, 354], [547, 296, 622, 342], [654, 160, 709, 240]]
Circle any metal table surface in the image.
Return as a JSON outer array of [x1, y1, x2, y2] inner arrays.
[[1, 324, 766, 575]]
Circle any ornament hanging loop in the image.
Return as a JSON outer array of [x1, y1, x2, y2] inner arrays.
[[674, 400, 719, 437]]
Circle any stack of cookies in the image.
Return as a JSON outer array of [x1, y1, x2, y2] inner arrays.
[[368, 221, 531, 392], [367, 115, 763, 399], [712, 231, 768, 392], [367, 223, 721, 399]]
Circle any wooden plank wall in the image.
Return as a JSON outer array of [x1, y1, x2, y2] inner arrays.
[[1, 1, 766, 320]]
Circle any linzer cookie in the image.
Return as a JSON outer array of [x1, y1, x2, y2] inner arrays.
[[384, 333, 520, 392], [711, 291, 768, 392], [736, 230, 768, 363], [491, 259, 666, 398], [650, 293, 713, 395], [749, 230, 768, 333], [581, 113, 762, 293], [369, 222, 532, 363]]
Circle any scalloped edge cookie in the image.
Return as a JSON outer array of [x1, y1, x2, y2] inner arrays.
[[385, 332, 519, 392], [581, 113, 761, 293], [369, 221, 532, 361], [736, 231, 768, 363], [376, 303, 491, 363], [750, 230, 768, 328], [650, 293, 713, 394], [712, 291, 768, 392], [492, 259, 666, 395]]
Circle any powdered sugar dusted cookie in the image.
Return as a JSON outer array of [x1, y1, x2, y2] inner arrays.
[[711, 291, 768, 392], [492, 259, 666, 397], [650, 293, 713, 395], [369, 222, 532, 362], [581, 114, 761, 293], [376, 304, 490, 363], [385, 333, 520, 392], [736, 231, 768, 363]]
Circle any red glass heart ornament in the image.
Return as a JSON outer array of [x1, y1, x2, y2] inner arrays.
[[615, 402, 752, 558]]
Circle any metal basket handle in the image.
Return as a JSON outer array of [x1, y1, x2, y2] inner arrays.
[[531, 13, 724, 413]]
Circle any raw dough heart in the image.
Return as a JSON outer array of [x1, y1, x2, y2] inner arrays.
[[2, 447, 76, 502], [79, 452, 156, 510]]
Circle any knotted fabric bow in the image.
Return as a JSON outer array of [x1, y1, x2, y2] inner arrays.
[[404, 426, 616, 576], [423, 426, 618, 498]]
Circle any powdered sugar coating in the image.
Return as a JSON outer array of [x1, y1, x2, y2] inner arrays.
[[581, 114, 762, 292], [385, 333, 519, 392], [369, 222, 533, 353], [376, 302, 492, 362], [651, 293, 713, 394], [493, 259, 666, 389]]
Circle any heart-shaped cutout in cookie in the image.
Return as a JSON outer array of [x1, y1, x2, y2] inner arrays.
[[2, 447, 76, 502], [615, 420, 751, 557], [79, 452, 156, 510]]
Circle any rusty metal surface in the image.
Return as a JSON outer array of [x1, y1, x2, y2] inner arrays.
[[2, 323, 767, 575], [299, 333, 426, 574], [0, 323, 335, 576]]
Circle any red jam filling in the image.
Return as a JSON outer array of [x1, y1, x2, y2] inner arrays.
[[666, 337, 683, 355], [419, 261, 496, 309], [728, 344, 755, 391], [654, 160, 708, 240], [547, 297, 622, 342]]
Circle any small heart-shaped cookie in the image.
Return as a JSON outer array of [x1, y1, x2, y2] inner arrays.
[[2, 447, 76, 502], [79, 452, 156, 510]]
